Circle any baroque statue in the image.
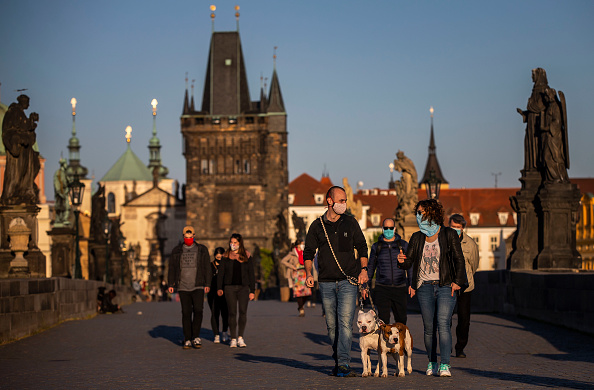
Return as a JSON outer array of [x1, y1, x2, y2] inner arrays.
[[90, 183, 107, 242], [53, 158, 71, 227], [291, 210, 306, 241], [393, 150, 418, 236], [540, 87, 569, 183], [1, 95, 40, 205], [342, 177, 363, 221]]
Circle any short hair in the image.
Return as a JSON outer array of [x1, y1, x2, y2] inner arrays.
[[382, 218, 395, 227], [325, 186, 345, 205], [449, 213, 467, 228], [414, 199, 444, 226]]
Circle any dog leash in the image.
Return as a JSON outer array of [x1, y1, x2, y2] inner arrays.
[[359, 284, 384, 326]]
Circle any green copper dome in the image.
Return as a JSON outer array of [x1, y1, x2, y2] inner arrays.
[[101, 143, 153, 182]]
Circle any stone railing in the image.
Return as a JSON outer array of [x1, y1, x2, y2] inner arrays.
[[0, 278, 133, 344]]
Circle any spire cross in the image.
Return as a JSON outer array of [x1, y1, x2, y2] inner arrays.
[[235, 5, 240, 31], [210, 5, 216, 32], [273, 46, 278, 69], [125, 126, 132, 143]]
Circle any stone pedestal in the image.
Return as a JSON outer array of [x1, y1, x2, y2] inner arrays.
[[0, 205, 46, 278], [47, 227, 75, 278], [535, 183, 582, 270], [400, 214, 420, 242], [508, 170, 541, 270]]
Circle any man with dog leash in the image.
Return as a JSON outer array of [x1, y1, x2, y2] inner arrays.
[[304, 185, 369, 377]]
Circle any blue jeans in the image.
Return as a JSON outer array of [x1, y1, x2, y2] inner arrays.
[[319, 280, 358, 366], [416, 283, 457, 366]]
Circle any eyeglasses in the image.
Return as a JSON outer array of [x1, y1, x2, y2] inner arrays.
[[383, 226, 395, 230]]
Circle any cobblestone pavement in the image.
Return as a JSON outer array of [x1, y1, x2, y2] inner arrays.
[[1, 299, 594, 389]]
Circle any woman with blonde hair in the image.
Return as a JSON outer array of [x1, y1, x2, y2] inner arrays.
[[217, 233, 255, 348]]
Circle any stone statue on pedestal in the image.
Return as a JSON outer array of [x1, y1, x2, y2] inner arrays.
[[393, 150, 418, 238], [53, 158, 71, 227], [540, 88, 569, 184], [342, 177, 362, 221], [1, 95, 40, 205], [291, 210, 306, 242]]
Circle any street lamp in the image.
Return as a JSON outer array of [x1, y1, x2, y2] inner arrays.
[[424, 168, 442, 200], [119, 237, 126, 285], [68, 178, 85, 279], [388, 162, 395, 189], [103, 217, 112, 283]]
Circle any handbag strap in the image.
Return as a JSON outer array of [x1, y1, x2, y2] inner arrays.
[[318, 216, 359, 286]]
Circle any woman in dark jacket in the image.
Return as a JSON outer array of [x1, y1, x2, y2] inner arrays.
[[217, 233, 256, 348], [397, 199, 466, 378], [207, 247, 229, 344]]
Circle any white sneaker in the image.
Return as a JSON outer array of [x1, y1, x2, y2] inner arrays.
[[192, 338, 201, 348], [230, 338, 237, 348], [306, 301, 311, 307], [426, 362, 438, 376], [237, 336, 247, 348], [439, 364, 451, 377], [214, 335, 220, 344], [221, 331, 230, 343], [183, 340, 192, 349]]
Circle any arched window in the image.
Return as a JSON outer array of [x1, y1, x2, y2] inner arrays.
[[108, 192, 116, 213]]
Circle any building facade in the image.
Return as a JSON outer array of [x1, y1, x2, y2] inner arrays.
[[181, 29, 288, 252]]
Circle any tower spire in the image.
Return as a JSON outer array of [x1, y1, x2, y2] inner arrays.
[[66, 97, 88, 181], [191, 79, 195, 112], [183, 72, 190, 114], [210, 5, 216, 32], [267, 47, 285, 113], [148, 99, 168, 180], [235, 5, 240, 31], [420, 106, 447, 186]]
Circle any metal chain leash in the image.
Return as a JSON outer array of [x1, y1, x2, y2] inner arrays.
[[318, 216, 359, 287]]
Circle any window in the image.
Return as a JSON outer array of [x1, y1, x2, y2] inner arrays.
[[217, 193, 233, 230], [371, 214, 381, 227], [314, 194, 324, 205], [490, 235, 499, 251], [201, 159, 209, 174], [470, 213, 480, 226], [107, 193, 115, 213], [498, 212, 509, 225], [288, 194, 295, 205]]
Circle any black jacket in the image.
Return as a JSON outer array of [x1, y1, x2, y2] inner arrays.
[[217, 255, 256, 293], [368, 234, 412, 287], [303, 213, 368, 282], [399, 226, 467, 290], [168, 241, 212, 290]]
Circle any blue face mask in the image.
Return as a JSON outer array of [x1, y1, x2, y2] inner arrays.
[[383, 228, 395, 240], [453, 228, 462, 236], [417, 212, 439, 237]]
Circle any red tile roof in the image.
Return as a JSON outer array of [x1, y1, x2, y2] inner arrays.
[[572, 178, 594, 196], [289, 173, 333, 206]]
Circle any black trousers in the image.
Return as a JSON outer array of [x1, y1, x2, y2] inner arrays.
[[207, 290, 229, 335], [374, 284, 408, 325], [179, 289, 205, 342], [225, 285, 250, 339], [455, 291, 472, 352]]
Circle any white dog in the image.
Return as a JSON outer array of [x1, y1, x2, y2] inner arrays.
[[379, 322, 413, 377], [356, 309, 381, 377]]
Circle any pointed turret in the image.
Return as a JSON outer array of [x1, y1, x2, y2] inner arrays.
[[267, 68, 285, 113], [190, 79, 196, 112], [420, 107, 448, 186], [182, 74, 190, 114], [66, 98, 88, 181], [148, 99, 169, 180]]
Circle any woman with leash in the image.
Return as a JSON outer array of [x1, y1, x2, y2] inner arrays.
[[397, 199, 467, 378]]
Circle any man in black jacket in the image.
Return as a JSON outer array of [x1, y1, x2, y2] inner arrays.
[[304, 186, 369, 377], [168, 226, 212, 349], [367, 218, 411, 325]]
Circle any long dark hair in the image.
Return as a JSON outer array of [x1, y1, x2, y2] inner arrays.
[[414, 199, 444, 226], [225, 233, 248, 262]]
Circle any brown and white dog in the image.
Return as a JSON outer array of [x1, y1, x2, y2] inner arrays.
[[356, 310, 381, 377], [379, 322, 413, 377]]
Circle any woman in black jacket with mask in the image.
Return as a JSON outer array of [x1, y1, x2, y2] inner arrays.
[[397, 199, 466, 378]]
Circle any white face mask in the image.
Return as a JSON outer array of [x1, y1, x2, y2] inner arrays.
[[299, 244, 305, 251], [230, 244, 239, 251], [332, 202, 347, 215]]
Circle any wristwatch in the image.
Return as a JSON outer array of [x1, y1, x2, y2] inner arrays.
[[361, 266, 368, 271]]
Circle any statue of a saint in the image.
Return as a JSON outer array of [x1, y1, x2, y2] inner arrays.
[[53, 158, 71, 227], [291, 210, 306, 241], [540, 88, 569, 183], [393, 150, 419, 236], [1, 95, 40, 205], [342, 177, 363, 221], [517, 68, 549, 172], [90, 183, 107, 242]]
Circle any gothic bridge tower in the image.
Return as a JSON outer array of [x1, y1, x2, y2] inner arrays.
[[181, 15, 288, 251]]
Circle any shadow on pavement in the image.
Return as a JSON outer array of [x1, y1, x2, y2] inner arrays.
[[148, 325, 183, 346], [458, 367, 593, 389], [234, 353, 330, 374], [303, 331, 330, 346]]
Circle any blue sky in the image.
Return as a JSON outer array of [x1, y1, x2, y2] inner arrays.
[[1, 0, 593, 200]]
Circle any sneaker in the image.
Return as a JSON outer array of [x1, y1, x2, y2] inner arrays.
[[331, 365, 338, 376], [230, 339, 237, 348], [214, 335, 220, 344], [306, 301, 311, 308], [221, 331, 230, 343], [237, 336, 247, 348], [312, 302, 316, 307], [426, 362, 438, 376], [192, 338, 201, 349], [336, 364, 357, 377], [439, 364, 452, 377], [299, 309, 305, 317], [183, 340, 192, 349]]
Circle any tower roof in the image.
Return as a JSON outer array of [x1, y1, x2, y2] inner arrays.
[[420, 112, 448, 185], [267, 68, 285, 113], [101, 144, 153, 182], [200, 31, 252, 115]]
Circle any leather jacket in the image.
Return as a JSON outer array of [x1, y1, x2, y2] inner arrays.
[[398, 226, 467, 290]]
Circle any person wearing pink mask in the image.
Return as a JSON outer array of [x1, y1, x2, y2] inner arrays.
[[168, 226, 212, 349], [281, 239, 312, 317], [217, 233, 256, 348]]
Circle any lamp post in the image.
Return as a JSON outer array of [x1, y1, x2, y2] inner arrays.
[[68, 178, 85, 279], [389, 163, 395, 189], [119, 238, 126, 285], [103, 217, 112, 283], [424, 168, 442, 200]]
